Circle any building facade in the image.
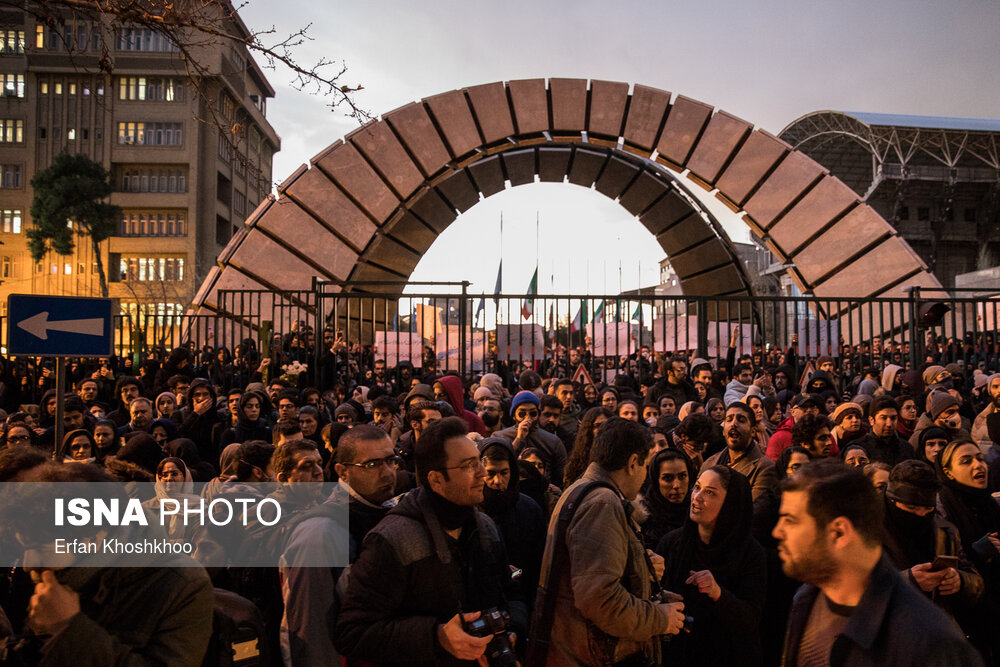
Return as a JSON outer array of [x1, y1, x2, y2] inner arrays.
[[0, 3, 279, 334]]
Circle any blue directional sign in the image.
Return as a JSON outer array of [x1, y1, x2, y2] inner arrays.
[[7, 294, 114, 357]]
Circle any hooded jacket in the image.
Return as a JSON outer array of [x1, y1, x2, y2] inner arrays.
[[437, 375, 488, 437], [477, 437, 546, 599], [881, 364, 903, 394]]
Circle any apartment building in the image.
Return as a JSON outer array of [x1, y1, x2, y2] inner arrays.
[[0, 3, 280, 325]]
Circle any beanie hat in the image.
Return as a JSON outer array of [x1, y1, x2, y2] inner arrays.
[[922, 365, 946, 387], [830, 402, 863, 425], [510, 390, 540, 416], [817, 356, 834, 368], [334, 403, 358, 420], [887, 459, 940, 509], [926, 390, 958, 420]]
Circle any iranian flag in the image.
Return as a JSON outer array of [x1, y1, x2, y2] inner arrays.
[[521, 268, 538, 319], [570, 299, 588, 333], [592, 300, 605, 324]]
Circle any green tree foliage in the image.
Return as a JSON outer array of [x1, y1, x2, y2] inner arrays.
[[28, 152, 120, 297]]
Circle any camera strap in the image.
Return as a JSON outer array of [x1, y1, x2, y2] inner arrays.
[[526, 480, 617, 666]]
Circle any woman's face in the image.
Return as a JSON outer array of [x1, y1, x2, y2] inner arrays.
[[844, 448, 870, 468], [158, 461, 184, 492], [747, 397, 765, 423], [68, 435, 92, 460], [151, 425, 169, 445], [871, 469, 890, 495], [583, 385, 598, 403], [601, 392, 617, 410], [299, 414, 318, 436], [944, 443, 988, 489], [689, 470, 727, 528], [157, 396, 176, 416], [923, 438, 947, 464], [522, 452, 548, 479], [825, 396, 838, 414], [432, 382, 447, 402], [94, 425, 115, 447], [658, 396, 677, 416], [243, 397, 261, 421], [785, 451, 810, 476], [694, 382, 708, 401], [658, 459, 689, 504], [840, 412, 862, 433], [709, 402, 725, 423], [900, 400, 918, 422]]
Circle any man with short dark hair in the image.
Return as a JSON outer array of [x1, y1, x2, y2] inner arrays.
[[476, 397, 504, 436], [791, 414, 834, 459], [774, 461, 982, 665], [335, 417, 526, 664], [552, 379, 580, 446], [276, 389, 301, 422], [106, 376, 142, 427], [658, 354, 699, 405], [531, 417, 686, 665], [854, 396, 916, 467], [703, 403, 778, 535], [282, 425, 397, 666], [118, 397, 153, 438]]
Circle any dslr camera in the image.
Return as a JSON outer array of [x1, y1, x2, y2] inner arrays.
[[464, 607, 517, 667]]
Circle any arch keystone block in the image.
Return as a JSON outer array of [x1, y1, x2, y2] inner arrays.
[[507, 79, 549, 135], [549, 78, 588, 131], [588, 80, 629, 139]]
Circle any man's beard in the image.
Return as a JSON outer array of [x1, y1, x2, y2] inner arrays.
[[726, 429, 751, 452], [781, 534, 838, 586], [992, 392, 1000, 410]]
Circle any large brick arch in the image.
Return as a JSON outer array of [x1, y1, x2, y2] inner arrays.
[[192, 79, 941, 322]]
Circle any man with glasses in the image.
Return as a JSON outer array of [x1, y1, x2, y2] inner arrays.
[[282, 425, 399, 666], [336, 416, 526, 664], [496, 390, 568, 485]]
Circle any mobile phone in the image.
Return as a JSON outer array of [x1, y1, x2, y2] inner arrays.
[[930, 555, 959, 571]]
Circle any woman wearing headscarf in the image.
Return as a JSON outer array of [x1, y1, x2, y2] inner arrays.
[[219, 391, 272, 448], [202, 442, 243, 503], [164, 438, 216, 482], [639, 448, 695, 551], [935, 437, 1000, 661], [143, 457, 202, 541], [93, 418, 120, 459], [155, 391, 182, 425], [656, 466, 766, 666], [149, 417, 179, 448], [61, 428, 97, 464], [916, 426, 949, 466]]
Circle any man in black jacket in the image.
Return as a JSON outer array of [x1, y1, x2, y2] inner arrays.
[[853, 396, 916, 468], [335, 416, 526, 665], [773, 460, 982, 666]]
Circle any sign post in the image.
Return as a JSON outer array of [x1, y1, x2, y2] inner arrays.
[[7, 295, 114, 460]]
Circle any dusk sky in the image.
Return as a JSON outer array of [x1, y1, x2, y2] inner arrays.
[[240, 0, 1000, 296]]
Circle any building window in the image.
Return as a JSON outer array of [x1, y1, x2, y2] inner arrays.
[[118, 211, 186, 237], [35, 25, 43, 49], [0, 73, 24, 97], [119, 256, 185, 282], [897, 206, 909, 221], [917, 207, 930, 222], [68, 82, 77, 95], [115, 27, 178, 52], [40, 81, 47, 94], [219, 93, 235, 122], [1, 209, 21, 233], [54, 82, 62, 95], [118, 76, 183, 102], [233, 189, 247, 217], [218, 134, 232, 162], [0, 29, 25, 54], [117, 166, 187, 193], [0, 119, 22, 143], [1, 165, 21, 188], [117, 121, 183, 146], [964, 207, 977, 223]]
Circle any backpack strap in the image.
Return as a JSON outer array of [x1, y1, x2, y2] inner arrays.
[[526, 480, 618, 665]]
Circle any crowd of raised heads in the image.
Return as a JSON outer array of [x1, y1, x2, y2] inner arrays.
[[0, 325, 999, 666]]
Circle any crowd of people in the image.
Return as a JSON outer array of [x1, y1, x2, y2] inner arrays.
[[0, 324, 998, 666]]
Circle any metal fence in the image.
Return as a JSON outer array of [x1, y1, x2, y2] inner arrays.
[[5, 286, 998, 383]]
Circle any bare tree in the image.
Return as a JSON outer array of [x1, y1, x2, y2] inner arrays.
[[12, 0, 368, 131]]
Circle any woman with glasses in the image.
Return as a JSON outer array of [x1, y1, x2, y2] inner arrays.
[[3, 422, 35, 449]]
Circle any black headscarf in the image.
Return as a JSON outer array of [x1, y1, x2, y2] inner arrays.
[[164, 438, 216, 481], [663, 466, 754, 588], [116, 432, 164, 475], [640, 448, 695, 548], [883, 495, 936, 566]]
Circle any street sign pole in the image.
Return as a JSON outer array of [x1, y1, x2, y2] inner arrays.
[[53, 358, 65, 461]]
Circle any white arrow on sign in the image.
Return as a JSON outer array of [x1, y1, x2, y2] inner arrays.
[[17, 311, 104, 341]]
